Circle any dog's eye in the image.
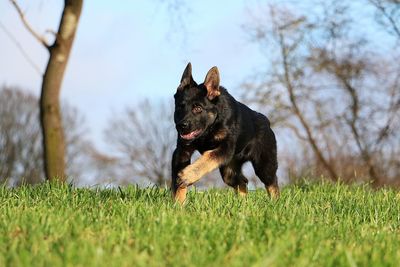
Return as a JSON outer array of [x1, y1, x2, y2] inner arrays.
[[192, 105, 202, 114]]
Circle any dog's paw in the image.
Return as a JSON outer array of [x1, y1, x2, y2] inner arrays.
[[177, 169, 196, 187], [177, 171, 190, 187]]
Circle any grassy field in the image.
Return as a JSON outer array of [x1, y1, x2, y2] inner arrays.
[[0, 181, 399, 267]]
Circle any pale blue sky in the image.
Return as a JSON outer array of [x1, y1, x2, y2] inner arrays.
[[1, 0, 395, 185], [0, 0, 268, 149]]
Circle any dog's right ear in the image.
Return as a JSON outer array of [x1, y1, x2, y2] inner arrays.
[[204, 66, 220, 100], [178, 62, 194, 90]]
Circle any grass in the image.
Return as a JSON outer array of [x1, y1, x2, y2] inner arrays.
[[0, 181, 399, 267]]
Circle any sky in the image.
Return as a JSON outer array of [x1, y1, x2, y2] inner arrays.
[[1, 0, 395, 186], [0, 0, 268, 151]]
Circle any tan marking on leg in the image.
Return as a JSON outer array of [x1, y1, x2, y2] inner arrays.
[[178, 150, 222, 185], [173, 187, 187, 205], [237, 183, 248, 197], [266, 184, 280, 199]]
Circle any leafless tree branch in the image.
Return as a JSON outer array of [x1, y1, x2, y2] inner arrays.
[[273, 14, 339, 180], [9, 0, 51, 49], [368, 0, 400, 38], [0, 20, 42, 75], [243, 1, 400, 185]]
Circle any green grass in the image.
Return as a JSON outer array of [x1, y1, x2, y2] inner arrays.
[[0, 181, 399, 267]]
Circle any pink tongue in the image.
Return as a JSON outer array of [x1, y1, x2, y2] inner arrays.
[[181, 130, 200, 140]]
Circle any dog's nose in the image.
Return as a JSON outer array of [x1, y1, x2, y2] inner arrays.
[[178, 120, 190, 131]]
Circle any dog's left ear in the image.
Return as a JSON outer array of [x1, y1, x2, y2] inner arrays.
[[204, 66, 220, 100], [178, 62, 194, 90]]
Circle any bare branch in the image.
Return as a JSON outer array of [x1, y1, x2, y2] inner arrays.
[[244, 1, 400, 185], [0, 20, 42, 75], [276, 27, 339, 181], [368, 0, 400, 38], [9, 0, 50, 49], [281, 122, 308, 141]]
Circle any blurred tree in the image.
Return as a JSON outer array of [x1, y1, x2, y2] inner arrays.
[[0, 86, 97, 185], [243, 0, 400, 186], [368, 0, 400, 38], [105, 100, 176, 186], [0, 87, 42, 184], [10, 0, 83, 182]]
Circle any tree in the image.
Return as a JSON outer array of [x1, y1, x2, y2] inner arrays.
[[243, 0, 400, 185], [0, 85, 96, 185], [10, 0, 83, 182], [368, 0, 400, 39], [105, 100, 176, 186], [0, 86, 42, 184]]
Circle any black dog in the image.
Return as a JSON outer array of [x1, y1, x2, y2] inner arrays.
[[172, 63, 279, 204]]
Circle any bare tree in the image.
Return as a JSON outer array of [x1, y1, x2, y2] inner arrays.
[[105, 100, 176, 186], [368, 0, 400, 38], [9, 0, 83, 182], [244, 5, 340, 181], [0, 85, 97, 185], [84, 147, 120, 186], [243, 0, 400, 185], [0, 86, 42, 184]]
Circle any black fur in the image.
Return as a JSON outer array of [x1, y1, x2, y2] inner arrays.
[[172, 63, 278, 197]]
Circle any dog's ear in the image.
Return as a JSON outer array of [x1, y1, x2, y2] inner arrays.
[[178, 62, 194, 90], [204, 66, 220, 100]]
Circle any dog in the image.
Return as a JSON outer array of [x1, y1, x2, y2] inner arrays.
[[171, 63, 279, 204]]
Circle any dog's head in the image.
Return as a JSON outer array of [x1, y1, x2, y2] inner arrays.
[[174, 63, 221, 142]]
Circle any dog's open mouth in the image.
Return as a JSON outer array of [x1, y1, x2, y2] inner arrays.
[[180, 129, 203, 140]]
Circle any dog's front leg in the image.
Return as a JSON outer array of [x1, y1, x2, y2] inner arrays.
[[177, 148, 226, 188], [171, 146, 194, 204]]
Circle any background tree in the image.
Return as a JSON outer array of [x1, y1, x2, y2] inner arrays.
[[0, 86, 42, 184], [368, 0, 400, 38], [243, 0, 400, 186], [10, 0, 83, 182], [105, 100, 176, 186], [0, 85, 97, 185]]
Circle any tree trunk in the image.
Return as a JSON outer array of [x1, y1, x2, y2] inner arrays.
[[40, 0, 83, 181]]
